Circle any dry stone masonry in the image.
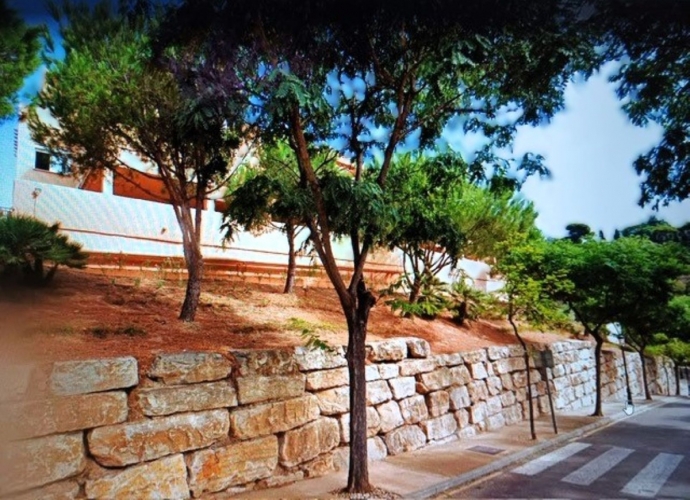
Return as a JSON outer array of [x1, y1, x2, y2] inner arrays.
[[0, 339, 674, 499]]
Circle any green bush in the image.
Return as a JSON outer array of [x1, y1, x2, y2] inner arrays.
[[0, 214, 87, 286]]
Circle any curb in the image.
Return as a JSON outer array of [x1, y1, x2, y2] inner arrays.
[[407, 400, 666, 499]]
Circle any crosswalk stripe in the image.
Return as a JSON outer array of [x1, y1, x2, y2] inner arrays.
[[620, 452, 684, 498], [512, 443, 591, 476], [561, 446, 634, 485]]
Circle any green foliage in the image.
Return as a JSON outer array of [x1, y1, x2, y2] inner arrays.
[[384, 152, 539, 307], [385, 275, 450, 320], [0, 214, 87, 285], [0, 0, 45, 119], [564, 223, 595, 243], [590, 0, 690, 205], [448, 279, 501, 326]]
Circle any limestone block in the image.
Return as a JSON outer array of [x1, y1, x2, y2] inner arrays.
[[462, 349, 487, 364], [434, 352, 464, 367], [280, 418, 340, 467], [88, 409, 229, 466], [342, 409, 378, 443], [384, 425, 427, 455], [486, 395, 502, 416], [486, 413, 506, 431], [135, 381, 237, 417], [294, 346, 347, 371], [3, 391, 127, 439], [366, 339, 408, 362], [512, 371, 528, 388], [449, 386, 471, 410], [500, 391, 516, 407], [259, 470, 304, 489], [339, 407, 381, 443], [449, 365, 472, 386], [416, 367, 451, 393], [315, 387, 349, 415], [50, 357, 138, 396], [457, 425, 478, 439], [365, 364, 381, 381], [493, 357, 526, 375], [455, 409, 470, 428], [0, 432, 85, 496], [467, 380, 489, 401], [306, 368, 349, 391], [368, 436, 388, 461], [486, 346, 510, 361], [398, 358, 437, 376], [425, 390, 450, 417], [405, 338, 431, 358], [388, 376, 416, 400], [366, 380, 392, 406], [421, 413, 457, 441], [500, 373, 514, 391], [502, 404, 523, 425], [469, 362, 488, 380], [376, 400, 404, 433], [486, 376, 503, 396], [230, 394, 320, 439], [378, 364, 400, 379], [10, 480, 79, 500], [236, 374, 305, 404], [86, 454, 189, 500], [148, 352, 230, 385], [302, 451, 336, 478], [398, 395, 429, 424], [234, 349, 298, 376], [187, 436, 278, 496], [469, 402, 487, 424]]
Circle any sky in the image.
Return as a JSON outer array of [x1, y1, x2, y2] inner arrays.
[[5, 0, 689, 239]]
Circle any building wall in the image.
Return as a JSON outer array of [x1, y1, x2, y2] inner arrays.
[[0, 340, 680, 499]]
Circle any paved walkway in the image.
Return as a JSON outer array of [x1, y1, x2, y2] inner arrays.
[[234, 397, 675, 499]]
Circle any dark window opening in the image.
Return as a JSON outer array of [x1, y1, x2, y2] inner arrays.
[[35, 151, 51, 171]]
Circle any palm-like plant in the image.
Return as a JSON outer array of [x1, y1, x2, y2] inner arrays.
[[0, 215, 87, 285]]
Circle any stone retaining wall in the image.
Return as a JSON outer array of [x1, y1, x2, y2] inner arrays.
[[0, 339, 674, 499]]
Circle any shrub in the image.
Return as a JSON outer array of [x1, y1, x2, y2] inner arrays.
[[0, 214, 87, 286]]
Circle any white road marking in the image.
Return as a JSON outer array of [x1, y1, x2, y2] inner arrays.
[[512, 443, 591, 476], [620, 453, 684, 498], [562, 446, 634, 485]]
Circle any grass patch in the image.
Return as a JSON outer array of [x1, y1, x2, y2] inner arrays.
[[90, 325, 147, 339]]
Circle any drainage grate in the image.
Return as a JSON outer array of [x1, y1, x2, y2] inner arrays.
[[467, 445, 505, 455]]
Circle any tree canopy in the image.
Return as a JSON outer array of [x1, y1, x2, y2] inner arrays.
[[0, 0, 44, 119], [30, 0, 247, 321], [591, 0, 690, 205], [159, 0, 603, 490]]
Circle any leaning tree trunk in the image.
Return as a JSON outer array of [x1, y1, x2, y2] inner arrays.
[[283, 222, 297, 294], [509, 316, 536, 440], [344, 283, 376, 494], [592, 335, 604, 417], [639, 351, 652, 400]]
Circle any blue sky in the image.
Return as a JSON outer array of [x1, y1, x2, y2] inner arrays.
[[6, 1, 689, 239]]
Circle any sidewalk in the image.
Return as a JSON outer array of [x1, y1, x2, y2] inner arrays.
[[234, 397, 674, 499]]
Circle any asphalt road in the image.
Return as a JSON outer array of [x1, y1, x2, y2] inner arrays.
[[451, 398, 690, 499]]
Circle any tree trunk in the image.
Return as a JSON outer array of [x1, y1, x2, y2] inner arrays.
[[592, 336, 604, 417], [675, 363, 681, 397], [344, 283, 375, 494], [283, 223, 296, 294], [179, 239, 203, 322], [408, 278, 421, 304], [509, 316, 535, 440], [639, 351, 652, 400]]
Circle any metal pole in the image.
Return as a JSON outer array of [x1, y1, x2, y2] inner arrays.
[[544, 366, 558, 434], [621, 343, 633, 406]]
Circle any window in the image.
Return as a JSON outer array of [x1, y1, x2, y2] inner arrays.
[[34, 150, 71, 174], [35, 151, 51, 171]]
